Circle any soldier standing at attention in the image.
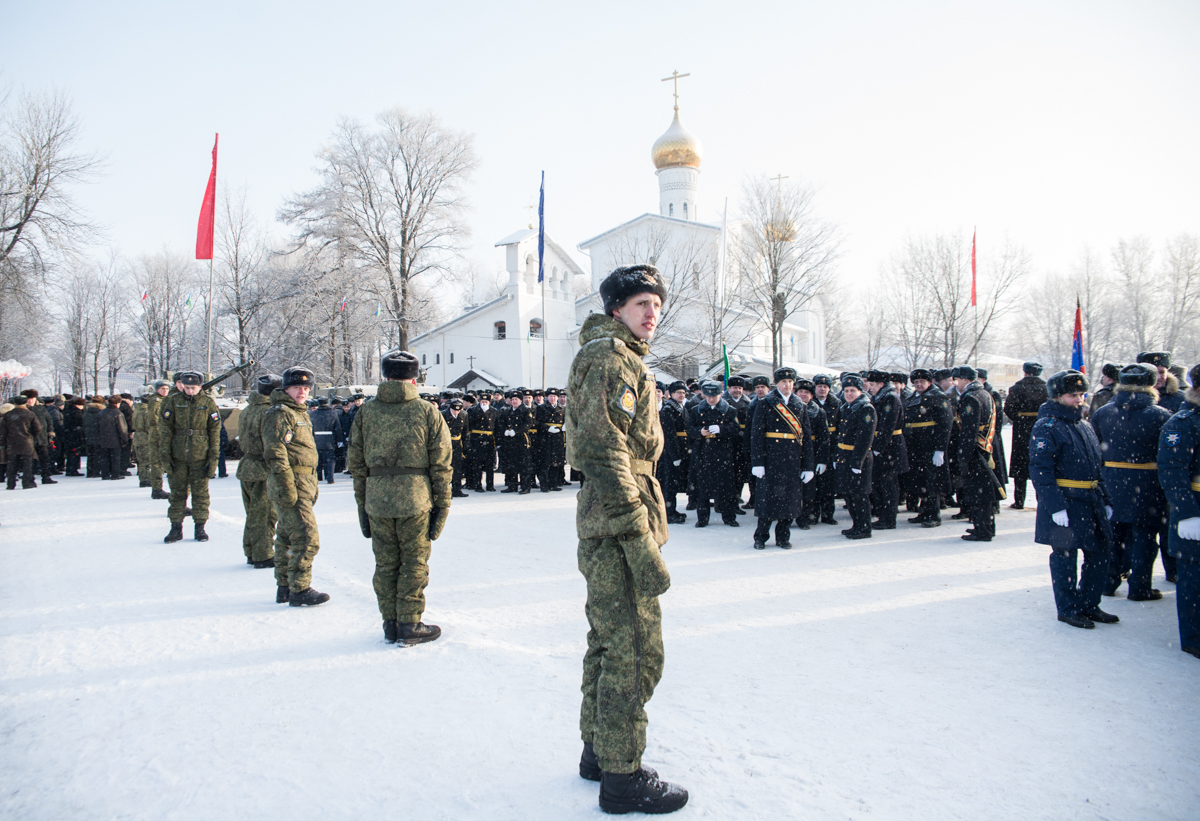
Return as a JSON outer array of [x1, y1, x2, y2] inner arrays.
[[349, 350, 452, 646], [812, 374, 841, 525], [658, 380, 690, 524], [465, 391, 498, 491], [237, 374, 282, 569], [749, 367, 815, 550], [687, 380, 742, 528], [442, 397, 468, 498], [1089, 363, 1120, 416], [1156, 363, 1200, 659], [145, 380, 171, 499], [537, 389, 566, 492], [159, 371, 221, 544], [836, 374, 877, 539], [865, 369, 907, 530], [565, 265, 687, 815], [903, 369, 953, 528], [263, 367, 327, 607], [1005, 361, 1048, 509], [954, 366, 997, 542], [1029, 369, 1116, 629], [795, 378, 830, 528]]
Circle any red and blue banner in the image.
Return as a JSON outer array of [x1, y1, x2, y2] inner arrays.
[[1071, 297, 1086, 374]]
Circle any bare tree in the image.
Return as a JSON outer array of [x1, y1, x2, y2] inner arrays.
[[280, 108, 477, 350], [131, 250, 200, 379], [1111, 236, 1157, 353], [0, 88, 100, 329], [733, 176, 841, 371], [1161, 233, 1200, 362]]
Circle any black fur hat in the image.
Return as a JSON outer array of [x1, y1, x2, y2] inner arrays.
[[176, 371, 203, 386], [796, 378, 816, 393], [976, 368, 989, 381], [951, 365, 977, 380], [812, 374, 833, 387], [890, 372, 908, 385], [316, 396, 329, 406], [381, 350, 420, 380], [667, 380, 687, 394], [841, 374, 865, 390], [1023, 361, 1044, 376], [910, 368, 933, 383], [1189, 364, 1200, 389], [1118, 363, 1156, 387], [599, 265, 667, 316], [12, 395, 28, 405], [257, 373, 283, 396], [700, 380, 722, 396], [774, 367, 798, 382], [1137, 351, 1171, 369], [1047, 369, 1089, 398], [933, 368, 953, 382], [865, 369, 891, 384], [727, 376, 747, 388], [282, 367, 316, 389], [750, 375, 771, 388], [1101, 363, 1120, 381]]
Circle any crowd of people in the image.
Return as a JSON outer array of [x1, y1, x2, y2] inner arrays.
[[3, 262, 1200, 816]]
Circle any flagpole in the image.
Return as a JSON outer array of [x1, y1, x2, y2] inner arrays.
[[972, 226, 978, 368], [537, 171, 546, 389], [205, 257, 214, 376]]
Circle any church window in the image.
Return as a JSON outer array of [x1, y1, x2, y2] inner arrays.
[[435, 353, 440, 365], [529, 319, 544, 339], [421, 354, 426, 365], [683, 202, 688, 219], [449, 352, 455, 364], [669, 203, 674, 217], [494, 321, 506, 340]]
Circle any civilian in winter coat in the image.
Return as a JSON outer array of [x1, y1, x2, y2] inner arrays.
[[97, 396, 129, 480], [1, 396, 42, 488], [1092, 363, 1172, 601], [1005, 362, 1048, 509], [687, 381, 741, 527], [119, 394, 134, 472], [20, 390, 55, 483], [1029, 370, 1116, 629], [82, 398, 105, 478], [1155, 364, 1200, 659], [749, 368, 815, 549]]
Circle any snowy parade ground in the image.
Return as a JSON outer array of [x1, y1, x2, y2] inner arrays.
[[2, 467, 1197, 820]]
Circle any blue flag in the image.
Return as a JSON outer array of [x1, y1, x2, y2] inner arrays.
[[537, 171, 545, 283]]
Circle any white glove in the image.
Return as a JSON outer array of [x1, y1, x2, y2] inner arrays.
[[504, 429, 516, 437], [801, 471, 815, 484], [672, 460, 681, 467], [932, 451, 945, 467], [851, 468, 861, 475], [751, 466, 766, 479], [1178, 517, 1200, 541], [815, 463, 827, 475], [1052, 509, 1069, 528], [708, 425, 720, 434], [1105, 505, 1114, 520], [548, 426, 561, 433], [872, 450, 880, 456]]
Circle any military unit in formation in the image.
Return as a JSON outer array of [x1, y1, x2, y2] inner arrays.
[[3, 261, 1200, 815]]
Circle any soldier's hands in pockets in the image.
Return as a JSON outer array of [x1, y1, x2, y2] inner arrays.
[[619, 531, 671, 597]]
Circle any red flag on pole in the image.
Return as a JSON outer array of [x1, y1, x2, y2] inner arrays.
[[195, 134, 218, 260], [970, 228, 977, 307]]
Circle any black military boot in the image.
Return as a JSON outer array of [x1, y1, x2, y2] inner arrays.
[[194, 522, 209, 542], [383, 619, 399, 644], [289, 588, 330, 607], [164, 522, 184, 543], [42, 476, 57, 485], [276, 586, 290, 604], [1083, 607, 1119, 624], [151, 489, 170, 500], [397, 621, 441, 645], [251, 558, 274, 569], [599, 767, 688, 815], [580, 742, 602, 782]]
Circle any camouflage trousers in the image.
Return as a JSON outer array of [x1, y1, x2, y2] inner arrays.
[[270, 472, 320, 592], [133, 434, 151, 484], [369, 513, 432, 623], [168, 462, 210, 523], [578, 536, 665, 775], [240, 479, 276, 562]]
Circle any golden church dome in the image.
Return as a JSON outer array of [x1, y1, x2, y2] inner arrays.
[[651, 110, 703, 170]]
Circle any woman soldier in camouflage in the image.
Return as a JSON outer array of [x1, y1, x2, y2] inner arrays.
[[565, 265, 688, 815]]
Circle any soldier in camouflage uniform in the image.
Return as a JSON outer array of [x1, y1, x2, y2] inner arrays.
[[159, 372, 221, 543], [237, 374, 282, 569], [131, 394, 152, 487], [565, 265, 688, 815], [146, 380, 171, 499], [263, 367, 327, 606], [348, 350, 452, 645]]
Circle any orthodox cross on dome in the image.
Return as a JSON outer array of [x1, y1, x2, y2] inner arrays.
[[661, 70, 691, 111], [770, 174, 789, 196]]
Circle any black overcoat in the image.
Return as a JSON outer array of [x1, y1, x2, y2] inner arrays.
[[749, 389, 815, 520], [687, 398, 740, 502]]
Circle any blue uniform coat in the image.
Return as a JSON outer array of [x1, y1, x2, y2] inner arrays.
[[1029, 400, 1112, 550], [1091, 387, 1170, 528]]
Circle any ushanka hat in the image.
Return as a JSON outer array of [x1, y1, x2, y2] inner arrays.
[[381, 351, 419, 380], [1023, 361, 1044, 376], [700, 380, 722, 397], [1117, 363, 1156, 387], [864, 369, 891, 384], [1047, 369, 1089, 398], [1137, 351, 1171, 369], [282, 367, 316, 389], [951, 365, 977, 380], [176, 371, 203, 386], [841, 374, 865, 390], [599, 265, 667, 315], [773, 367, 798, 382], [910, 368, 933, 382]]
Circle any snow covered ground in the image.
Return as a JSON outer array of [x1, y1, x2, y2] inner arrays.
[[2, 466, 1197, 820]]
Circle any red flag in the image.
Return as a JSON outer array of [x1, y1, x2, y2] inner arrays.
[[964, 228, 974, 307], [1071, 297, 1086, 374], [195, 133, 218, 260]]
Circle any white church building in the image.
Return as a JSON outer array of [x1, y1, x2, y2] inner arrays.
[[411, 97, 830, 390]]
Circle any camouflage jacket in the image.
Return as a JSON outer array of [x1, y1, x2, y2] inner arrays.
[[235, 392, 271, 482], [158, 390, 221, 468], [347, 380, 452, 518], [565, 313, 667, 545], [262, 390, 318, 476], [145, 393, 165, 451], [131, 401, 147, 437]]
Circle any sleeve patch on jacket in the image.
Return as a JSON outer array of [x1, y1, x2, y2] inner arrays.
[[1165, 431, 1181, 446], [1034, 439, 1047, 451], [284, 430, 293, 443], [618, 385, 637, 418]]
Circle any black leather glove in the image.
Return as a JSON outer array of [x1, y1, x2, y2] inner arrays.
[[358, 503, 371, 538], [428, 507, 449, 541]]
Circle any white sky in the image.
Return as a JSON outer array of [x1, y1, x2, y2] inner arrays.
[[5, 0, 1199, 298]]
